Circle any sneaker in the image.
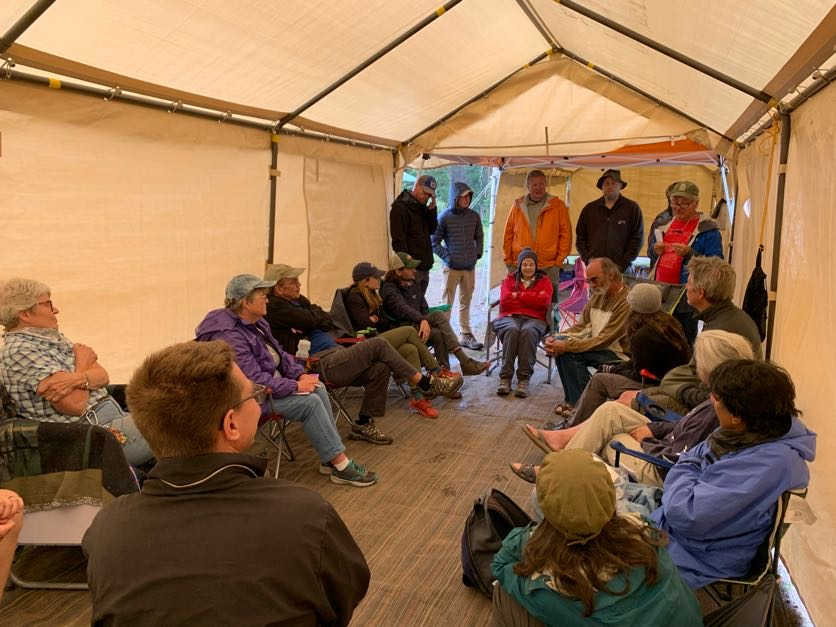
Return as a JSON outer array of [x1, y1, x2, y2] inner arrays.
[[457, 353, 490, 376], [460, 333, 484, 351], [409, 398, 439, 418], [349, 419, 394, 444], [514, 380, 530, 398], [428, 373, 464, 397], [329, 459, 378, 487], [437, 368, 464, 398], [496, 378, 512, 396]]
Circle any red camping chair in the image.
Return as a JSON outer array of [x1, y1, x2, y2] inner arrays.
[[557, 258, 589, 331]]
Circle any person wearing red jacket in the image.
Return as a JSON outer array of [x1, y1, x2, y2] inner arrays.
[[491, 248, 553, 397]]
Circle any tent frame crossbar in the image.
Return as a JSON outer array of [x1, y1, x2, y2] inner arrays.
[[551, 0, 776, 106], [0, 0, 55, 54], [277, 0, 463, 129], [3, 69, 394, 153]]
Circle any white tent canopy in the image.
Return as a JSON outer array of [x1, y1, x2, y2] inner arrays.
[[2, 1, 835, 622]]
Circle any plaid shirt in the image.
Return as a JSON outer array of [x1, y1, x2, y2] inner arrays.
[[0, 328, 106, 423]]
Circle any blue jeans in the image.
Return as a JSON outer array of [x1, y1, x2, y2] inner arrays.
[[268, 385, 344, 462], [86, 396, 154, 466], [553, 336, 618, 404]]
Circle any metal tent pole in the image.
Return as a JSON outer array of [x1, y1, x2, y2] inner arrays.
[[277, 0, 462, 129], [0, 0, 56, 54], [267, 135, 280, 264], [551, 0, 776, 105], [765, 111, 791, 360]]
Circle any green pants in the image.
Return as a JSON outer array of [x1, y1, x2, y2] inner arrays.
[[379, 326, 438, 373]]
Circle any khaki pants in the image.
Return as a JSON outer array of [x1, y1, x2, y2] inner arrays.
[[441, 266, 476, 336], [565, 401, 664, 486]]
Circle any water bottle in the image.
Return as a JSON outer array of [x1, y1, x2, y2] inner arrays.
[[295, 339, 311, 360]]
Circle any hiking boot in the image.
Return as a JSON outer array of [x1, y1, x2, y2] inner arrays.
[[428, 372, 464, 397], [514, 379, 530, 398], [409, 398, 440, 418], [496, 378, 512, 396], [328, 460, 378, 487], [437, 368, 464, 398], [349, 419, 393, 444], [456, 352, 489, 376], [460, 333, 484, 351]]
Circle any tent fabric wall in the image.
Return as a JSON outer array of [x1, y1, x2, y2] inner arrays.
[[767, 81, 836, 626], [0, 81, 270, 381], [272, 136, 395, 308], [730, 130, 781, 306], [490, 165, 720, 287]]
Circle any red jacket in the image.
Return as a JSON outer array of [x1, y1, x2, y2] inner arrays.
[[498, 273, 553, 320]]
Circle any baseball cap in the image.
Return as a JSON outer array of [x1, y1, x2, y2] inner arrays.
[[352, 262, 386, 283], [394, 252, 421, 269], [416, 174, 437, 196], [225, 274, 276, 303], [668, 180, 699, 201], [264, 264, 305, 282]]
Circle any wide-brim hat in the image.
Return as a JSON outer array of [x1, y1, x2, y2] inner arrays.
[[596, 168, 627, 190]]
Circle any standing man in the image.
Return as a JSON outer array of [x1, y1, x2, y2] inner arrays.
[[83, 340, 370, 626], [576, 169, 644, 272], [503, 170, 572, 302], [390, 174, 438, 296], [432, 181, 485, 350]]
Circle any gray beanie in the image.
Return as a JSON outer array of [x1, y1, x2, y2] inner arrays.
[[627, 283, 662, 314]]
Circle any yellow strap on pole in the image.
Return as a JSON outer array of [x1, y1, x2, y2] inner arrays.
[[757, 117, 780, 250]]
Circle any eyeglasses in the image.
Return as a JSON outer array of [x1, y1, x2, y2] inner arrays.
[[219, 384, 269, 429], [670, 197, 696, 206], [34, 299, 54, 311]]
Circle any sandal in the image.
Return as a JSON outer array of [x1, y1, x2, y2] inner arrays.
[[520, 423, 558, 455], [509, 462, 538, 484], [553, 403, 574, 418]]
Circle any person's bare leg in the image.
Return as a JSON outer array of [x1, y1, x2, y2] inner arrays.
[[0, 490, 24, 603], [523, 423, 581, 451]]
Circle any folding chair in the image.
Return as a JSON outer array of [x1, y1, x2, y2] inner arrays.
[[328, 287, 409, 401], [6, 421, 139, 590], [622, 275, 686, 315], [703, 488, 809, 609], [257, 413, 295, 478], [557, 257, 589, 331], [609, 441, 810, 625], [484, 300, 557, 383]]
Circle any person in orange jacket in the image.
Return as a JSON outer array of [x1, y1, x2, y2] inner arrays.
[[502, 170, 572, 303]]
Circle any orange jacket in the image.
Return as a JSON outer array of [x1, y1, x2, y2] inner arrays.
[[503, 195, 572, 267]]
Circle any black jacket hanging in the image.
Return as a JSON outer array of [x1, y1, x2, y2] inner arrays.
[[742, 247, 768, 341]]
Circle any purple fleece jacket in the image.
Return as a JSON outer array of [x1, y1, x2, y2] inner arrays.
[[195, 309, 304, 410]]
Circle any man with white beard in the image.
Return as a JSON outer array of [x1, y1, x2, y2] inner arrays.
[[544, 257, 630, 410]]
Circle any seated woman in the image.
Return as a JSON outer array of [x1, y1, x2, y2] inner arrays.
[[652, 359, 815, 588], [345, 261, 462, 419], [553, 283, 690, 427], [513, 330, 753, 486], [492, 450, 700, 626], [491, 248, 552, 397], [0, 278, 154, 466], [196, 274, 389, 488]]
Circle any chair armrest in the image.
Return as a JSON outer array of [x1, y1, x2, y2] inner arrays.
[[335, 337, 364, 344], [609, 440, 675, 470]]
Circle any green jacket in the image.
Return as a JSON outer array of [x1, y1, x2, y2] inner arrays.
[[492, 522, 701, 626]]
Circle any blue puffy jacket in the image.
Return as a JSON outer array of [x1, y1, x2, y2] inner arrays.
[[431, 181, 484, 270], [652, 416, 816, 588]]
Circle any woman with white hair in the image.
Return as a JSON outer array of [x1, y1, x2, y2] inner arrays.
[[512, 330, 753, 486], [0, 278, 153, 466]]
